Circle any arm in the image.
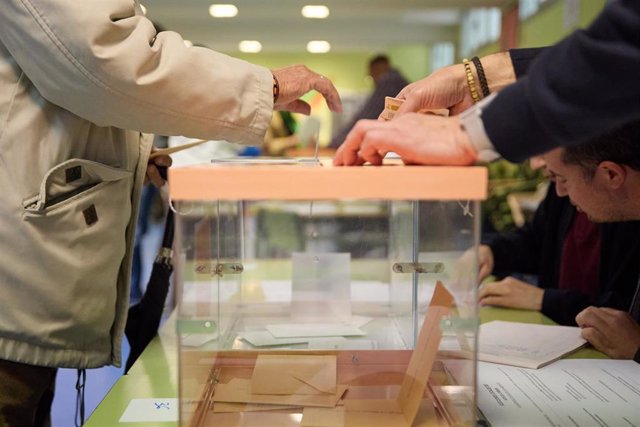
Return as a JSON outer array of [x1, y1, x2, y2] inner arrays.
[[484, 0, 640, 162], [0, 1, 340, 145]]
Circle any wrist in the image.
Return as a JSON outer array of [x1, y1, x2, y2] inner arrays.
[[480, 52, 516, 93], [453, 116, 479, 165], [272, 74, 280, 104]]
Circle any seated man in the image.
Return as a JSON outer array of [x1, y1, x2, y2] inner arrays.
[[541, 120, 640, 361], [478, 173, 640, 326]]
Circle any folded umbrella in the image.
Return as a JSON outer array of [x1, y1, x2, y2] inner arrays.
[[124, 207, 174, 373]]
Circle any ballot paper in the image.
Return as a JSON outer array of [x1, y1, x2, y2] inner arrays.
[[251, 354, 337, 395], [379, 96, 449, 121], [475, 359, 640, 427], [477, 321, 587, 369], [379, 96, 404, 121]]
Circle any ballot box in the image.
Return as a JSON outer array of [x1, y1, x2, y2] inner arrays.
[[169, 159, 487, 427]]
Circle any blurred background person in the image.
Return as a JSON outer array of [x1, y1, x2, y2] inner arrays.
[[330, 54, 408, 148]]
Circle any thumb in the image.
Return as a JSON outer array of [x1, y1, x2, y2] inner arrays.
[[277, 99, 311, 115]]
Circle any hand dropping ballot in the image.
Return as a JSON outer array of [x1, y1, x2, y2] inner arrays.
[[380, 96, 449, 121]]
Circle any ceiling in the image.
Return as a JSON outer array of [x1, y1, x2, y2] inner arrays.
[[142, 0, 511, 53]]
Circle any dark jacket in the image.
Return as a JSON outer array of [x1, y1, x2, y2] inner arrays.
[[487, 183, 640, 325], [331, 68, 409, 148], [483, 0, 640, 162]]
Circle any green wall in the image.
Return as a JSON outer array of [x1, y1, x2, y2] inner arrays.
[[231, 45, 429, 94], [475, 0, 606, 56], [519, 0, 606, 47]]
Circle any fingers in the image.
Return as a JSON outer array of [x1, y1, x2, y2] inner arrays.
[[333, 119, 379, 166], [575, 306, 611, 330], [281, 99, 311, 115], [313, 74, 343, 113], [146, 164, 165, 188], [272, 65, 343, 113], [146, 154, 172, 188], [396, 92, 423, 115], [580, 326, 606, 350]]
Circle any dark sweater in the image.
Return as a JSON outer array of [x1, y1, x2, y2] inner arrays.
[[487, 183, 640, 325]]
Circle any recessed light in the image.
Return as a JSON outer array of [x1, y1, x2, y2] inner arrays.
[[209, 4, 238, 18], [302, 5, 329, 19], [239, 40, 262, 53], [306, 40, 331, 53]]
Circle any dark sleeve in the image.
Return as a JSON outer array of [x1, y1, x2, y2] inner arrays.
[[508, 47, 546, 78], [487, 186, 554, 276], [483, 0, 640, 162], [541, 289, 591, 326]]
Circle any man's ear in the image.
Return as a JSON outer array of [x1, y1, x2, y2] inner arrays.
[[597, 161, 626, 189]]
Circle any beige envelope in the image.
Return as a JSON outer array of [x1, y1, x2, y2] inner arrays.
[[213, 378, 347, 408], [251, 354, 337, 395]]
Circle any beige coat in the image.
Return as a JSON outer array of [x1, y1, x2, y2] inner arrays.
[[0, 0, 272, 368]]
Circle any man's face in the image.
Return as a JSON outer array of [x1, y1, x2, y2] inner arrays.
[[542, 148, 624, 222]]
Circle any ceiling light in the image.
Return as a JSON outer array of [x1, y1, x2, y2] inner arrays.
[[302, 5, 330, 19], [209, 4, 238, 18], [183, 40, 194, 48], [306, 40, 331, 53], [239, 40, 262, 53]]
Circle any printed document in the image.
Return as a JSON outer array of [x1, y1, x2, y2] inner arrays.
[[476, 359, 640, 427]]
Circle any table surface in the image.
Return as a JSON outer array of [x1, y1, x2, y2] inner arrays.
[[86, 306, 606, 426]]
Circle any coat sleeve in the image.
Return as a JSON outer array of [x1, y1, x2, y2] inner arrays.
[[487, 185, 553, 277], [483, 0, 640, 162], [0, 0, 273, 144], [508, 47, 546, 78]]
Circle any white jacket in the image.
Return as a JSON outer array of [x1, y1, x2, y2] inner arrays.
[[0, 0, 272, 368]]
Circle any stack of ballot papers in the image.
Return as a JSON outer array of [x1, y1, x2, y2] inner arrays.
[[477, 321, 587, 369], [237, 316, 374, 349], [440, 321, 587, 369]]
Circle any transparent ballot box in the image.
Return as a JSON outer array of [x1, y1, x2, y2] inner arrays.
[[169, 160, 487, 427]]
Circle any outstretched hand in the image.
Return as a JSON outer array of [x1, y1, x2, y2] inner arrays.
[[333, 114, 478, 166], [392, 63, 473, 117], [272, 65, 342, 115]]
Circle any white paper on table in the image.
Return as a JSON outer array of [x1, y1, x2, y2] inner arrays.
[[478, 321, 586, 368], [266, 323, 366, 338], [181, 333, 218, 347], [119, 398, 178, 423], [307, 337, 377, 350], [475, 359, 640, 427], [238, 330, 309, 347]]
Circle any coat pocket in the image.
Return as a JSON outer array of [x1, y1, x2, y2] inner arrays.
[[20, 159, 133, 350]]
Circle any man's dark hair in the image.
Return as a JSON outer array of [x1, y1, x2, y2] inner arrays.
[[562, 120, 640, 178], [369, 54, 390, 68]]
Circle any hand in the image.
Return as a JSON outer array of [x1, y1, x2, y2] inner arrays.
[[477, 245, 494, 283], [479, 276, 544, 310], [145, 151, 172, 188], [392, 63, 471, 117], [272, 65, 342, 115], [391, 52, 516, 117], [575, 307, 640, 359], [333, 114, 478, 166]]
